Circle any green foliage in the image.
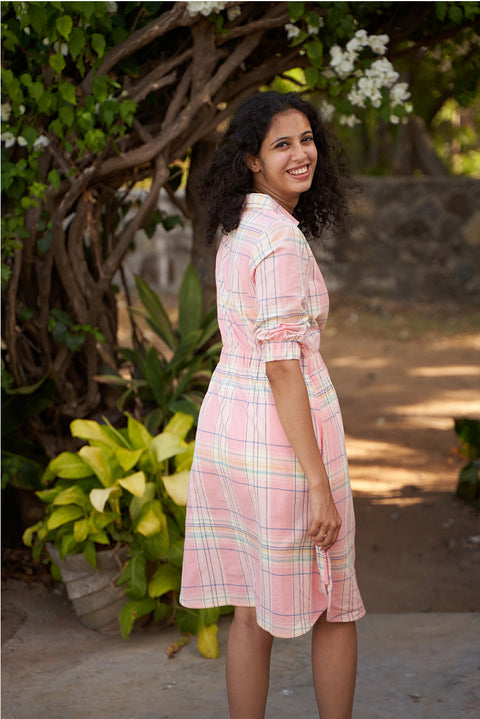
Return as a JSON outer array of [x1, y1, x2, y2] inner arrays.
[[99, 265, 221, 432], [22, 410, 222, 656], [454, 418, 480, 508], [1, 1, 137, 287]]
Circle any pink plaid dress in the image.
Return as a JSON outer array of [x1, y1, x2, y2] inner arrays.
[[180, 193, 365, 637]]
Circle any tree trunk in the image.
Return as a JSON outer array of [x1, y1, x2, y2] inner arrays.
[[186, 138, 219, 310]]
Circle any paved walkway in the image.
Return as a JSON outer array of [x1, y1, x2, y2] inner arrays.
[[2, 579, 479, 718]]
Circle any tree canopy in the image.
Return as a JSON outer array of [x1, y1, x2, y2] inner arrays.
[[1, 0, 479, 460]]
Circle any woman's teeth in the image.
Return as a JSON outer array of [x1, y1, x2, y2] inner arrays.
[[288, 166, 308, 176]]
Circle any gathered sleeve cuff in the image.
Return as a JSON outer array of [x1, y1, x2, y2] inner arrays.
[[253, 226, 310, 363]]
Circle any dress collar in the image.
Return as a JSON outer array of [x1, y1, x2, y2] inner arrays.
[[245, 193, 299, 226]]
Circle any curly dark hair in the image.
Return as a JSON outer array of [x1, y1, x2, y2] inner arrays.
[[203, 91, 354, 243]]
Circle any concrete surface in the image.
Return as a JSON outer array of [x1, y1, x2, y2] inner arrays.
[[2, 579, 480, 719]]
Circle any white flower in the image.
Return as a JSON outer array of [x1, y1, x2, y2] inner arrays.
[[227, 5, 241, 22], [307, 24, 319, 35], [368, 34, 389, 55], [19, 104, 26, 115], [1, 102, 12, 122], [354, 29, 369, 43], [33, 135, 50, 149], [390, 82, 411, 106], [347, 87, 366, 108], [105, 1, 117, 12], [60, 42, 68, 56], [329, 46, 358, 79], [366, 58, 399, 86], [42, 37, 50, 46], [23, 26, 30, 35], [339, 114, 361, 128], [1, 131, 16, 148], [285, 23, 301, 40], [17, 135, 28, 146], [357, 76, 383, 107], [186, 1, 228, 17], [390, 115, 400, 124], [346, 37, 363, 54], [320, 101, 335, 122]]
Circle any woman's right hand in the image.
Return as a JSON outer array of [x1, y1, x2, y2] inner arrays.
[[307, 483, 342, 551]]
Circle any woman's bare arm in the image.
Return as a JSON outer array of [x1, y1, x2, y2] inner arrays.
[[265, 358, 341, 550]]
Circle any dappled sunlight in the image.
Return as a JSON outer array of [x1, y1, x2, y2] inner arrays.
[[407, 365, 480, 378]]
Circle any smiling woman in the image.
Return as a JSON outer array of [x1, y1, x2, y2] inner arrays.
[[181, 91, 364, 719]]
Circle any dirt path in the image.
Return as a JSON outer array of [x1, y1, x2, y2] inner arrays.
[[322, 299, 480, 613]]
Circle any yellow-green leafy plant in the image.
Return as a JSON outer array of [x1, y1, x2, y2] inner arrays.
[[23, 411, 221, 657]]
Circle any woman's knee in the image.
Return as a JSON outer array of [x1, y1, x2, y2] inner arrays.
[[233, 607, 272, 639]]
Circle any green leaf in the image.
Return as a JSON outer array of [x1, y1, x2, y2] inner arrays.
[[151, 432, 186, 463], [162, 470, 190, 506], [85, 128, 106, 153], [148, 563, 181, 598], [288, 1, 305, 21], [49, 53, 66, 75], [48, 169, 62, 192], [305, 66, 320, 88], [73, 517, 90, 543], [134, 275, 176, 349], [435, 1, 447, 21], [79, 446, 113, 487], [58, 81, 77, 105], [129, 482, 156, 521], [70, 419, 120, 449], [46, 452, 92, 479], [135, 499, 167, 537], [28, 4, 47, 34], [178, 263, 202, 338], [69, 26, 86, 61], [22, 520, 43, 547], [117, 553, 147, 599], [306, 39, 323, 68], [144, 347, 166, 406], [164, 413, 194, 441], [53, 485, 90, 509], [448, 4, 463, 23], [176, 606, 200, 635], [90, 486, 120, 512], [126, 414, 153, 450], [56, 15, 73, 40], [118, 471, 146, 498], [198, 621, 219, 658], [83, 539, 97, 568], [115, 447, 145, 472], [91, 33, 106, 58], [91, 76, 109, 103], [47, 505, 84, 530], [119, 598, 156, 639]]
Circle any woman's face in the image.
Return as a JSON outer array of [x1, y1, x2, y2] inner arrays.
[[247, 109, 317, 213]]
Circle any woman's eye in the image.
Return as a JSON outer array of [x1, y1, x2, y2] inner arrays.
[[302, 136, 313, 143]]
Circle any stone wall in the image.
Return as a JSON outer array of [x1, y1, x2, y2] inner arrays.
[[315, 177, 480, 304], [125, 178, 480, 304]]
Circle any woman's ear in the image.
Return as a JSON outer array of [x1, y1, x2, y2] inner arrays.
[[246, 153, 261, 173]]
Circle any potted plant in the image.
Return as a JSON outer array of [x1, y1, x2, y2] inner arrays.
[[23, 410, 221, 658]]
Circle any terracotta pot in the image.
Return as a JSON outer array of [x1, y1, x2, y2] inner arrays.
[[47, 543, 128, 634]]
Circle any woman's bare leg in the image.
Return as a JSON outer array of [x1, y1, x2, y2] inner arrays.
[[226, 606, 274, 719], [311, 613, 357, 719]]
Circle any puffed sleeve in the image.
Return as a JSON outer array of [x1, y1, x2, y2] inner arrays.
[[253, 226, 310, 362]]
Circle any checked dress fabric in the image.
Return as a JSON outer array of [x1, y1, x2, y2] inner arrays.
[[180, 193, 365, 637]]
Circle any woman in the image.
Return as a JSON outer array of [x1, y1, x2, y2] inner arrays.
[[180, 91, 365, 719]]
